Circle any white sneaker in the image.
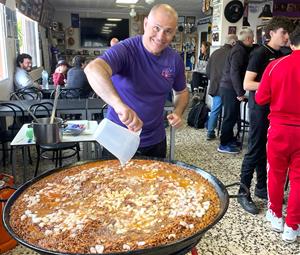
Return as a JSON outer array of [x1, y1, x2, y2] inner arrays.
[[282, 224, 299, 243], [266, 209, 284, 232]]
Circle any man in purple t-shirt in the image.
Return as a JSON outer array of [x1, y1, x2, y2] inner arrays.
[[85, 4, 189, 158]]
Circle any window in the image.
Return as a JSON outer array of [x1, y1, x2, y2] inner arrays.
[[16, 10, 41, 68], [0, 4, 8, 81]]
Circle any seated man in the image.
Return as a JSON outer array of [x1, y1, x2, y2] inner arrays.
[[14, 53, 40, 91], [67, 56, 92, 98]]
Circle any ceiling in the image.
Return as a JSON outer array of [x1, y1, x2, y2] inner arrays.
[[47, 0, 206, 17]]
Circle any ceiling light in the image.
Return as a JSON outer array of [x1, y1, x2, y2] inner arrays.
[[129, 8, 136, 17], [116, 0, 138, 4], [107, 18, 122, 21], [258, 4, 273, 19], [145, 0, 155, 4], [104, 23, 117, 27]]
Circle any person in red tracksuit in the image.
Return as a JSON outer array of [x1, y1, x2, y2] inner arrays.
[[255, 26, 300, 243]]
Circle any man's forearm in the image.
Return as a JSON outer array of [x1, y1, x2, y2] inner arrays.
[[243, 71, 259, 91], [173, 88, 189, 116], [85, 58, 123, 109]]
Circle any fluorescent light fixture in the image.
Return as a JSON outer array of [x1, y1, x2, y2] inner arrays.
[[101, 31, 110, 34], [104, 23, 117, 27], [102, 26, 110, 29], [116, 0, 138, 4], [107, 18, 122, 21]]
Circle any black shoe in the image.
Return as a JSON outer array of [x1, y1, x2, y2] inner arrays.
[[237, 195, 259, 215], [206, 133, 216, 140], [255, 186, 268, 200]]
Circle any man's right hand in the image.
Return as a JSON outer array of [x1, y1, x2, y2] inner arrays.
[[114, 104, 143, 132]]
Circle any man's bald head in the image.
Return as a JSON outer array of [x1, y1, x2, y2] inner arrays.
[[148, 4, 178, 22], [143, 4, 178, 55]]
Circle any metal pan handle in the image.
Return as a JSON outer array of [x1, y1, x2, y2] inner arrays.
[[225, 182, 249, 198]]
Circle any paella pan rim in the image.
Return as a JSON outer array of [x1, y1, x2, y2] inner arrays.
[[3, 157, 230, 255]]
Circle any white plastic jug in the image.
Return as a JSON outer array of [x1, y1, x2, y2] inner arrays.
[[42, 70, 49, 89], [94, 118, 141, 165]]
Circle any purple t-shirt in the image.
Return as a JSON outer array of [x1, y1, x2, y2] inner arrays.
[[100, 35, 186, 147]]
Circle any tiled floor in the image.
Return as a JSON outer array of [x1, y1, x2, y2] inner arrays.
[[2, 123, 300, 255]]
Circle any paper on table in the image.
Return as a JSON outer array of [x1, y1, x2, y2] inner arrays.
[[94, 118, 141, 166]]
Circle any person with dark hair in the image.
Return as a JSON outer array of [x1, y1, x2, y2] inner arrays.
[[255, 25, 300, 243], [199, 41, 210, 61], [52, 59, 68, 86], [67, 56, 92, 97], [237, 16, 294, 215], [14, 53, 40, 90], [85, 4, 189, 158], [191, 41, 211, 94]]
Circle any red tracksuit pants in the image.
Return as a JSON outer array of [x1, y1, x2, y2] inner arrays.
[[267, 124, 300, 228]]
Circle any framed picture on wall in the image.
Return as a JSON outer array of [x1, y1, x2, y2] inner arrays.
[[178, 16, 185, 26], [228, 26, 237, 34], [186, 16, 196, 25]]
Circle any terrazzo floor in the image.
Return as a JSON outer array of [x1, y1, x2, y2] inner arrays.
[[2, 117, 300, 255]]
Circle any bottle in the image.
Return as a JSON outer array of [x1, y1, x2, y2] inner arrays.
[[42, 69, 49, 89]]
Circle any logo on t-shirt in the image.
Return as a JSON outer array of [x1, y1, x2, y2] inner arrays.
[[161, 67, 175, 80]]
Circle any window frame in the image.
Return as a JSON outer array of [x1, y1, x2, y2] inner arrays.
[[16, 10, 41, 69], [0, 3, 8, 81]]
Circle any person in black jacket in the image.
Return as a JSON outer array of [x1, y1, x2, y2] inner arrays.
[[206, 34, 238, 140], [218, 28, 254, 154], [67, 56, 92, 98]]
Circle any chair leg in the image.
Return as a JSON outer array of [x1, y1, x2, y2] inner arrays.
[[55, 150, 59, 168], [27, 147, 33, 165], [76, 144, 80, 161], [2, 143, 6, 167], [59, 150, 62, 167], [217, 107, 223, 137], [34, 146, 41, 177], [240, 101, 248, 150]]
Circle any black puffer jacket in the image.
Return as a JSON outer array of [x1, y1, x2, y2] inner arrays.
[[219, 40, 252, 97]]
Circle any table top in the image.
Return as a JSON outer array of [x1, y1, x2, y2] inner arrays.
[[11, 120, 98, 146]]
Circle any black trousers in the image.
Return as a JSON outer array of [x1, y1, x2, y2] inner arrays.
[[239, 106, 269, 192], [220, 87, 241, 146], [102, 138, 167, 159]]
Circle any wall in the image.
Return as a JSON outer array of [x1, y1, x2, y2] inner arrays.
[[248, 2, 273, 42]]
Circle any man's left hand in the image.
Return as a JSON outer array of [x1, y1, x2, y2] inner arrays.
[[167, 113, 183, 128]]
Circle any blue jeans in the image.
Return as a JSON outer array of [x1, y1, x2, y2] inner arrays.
[[207, 96, 222, 136]]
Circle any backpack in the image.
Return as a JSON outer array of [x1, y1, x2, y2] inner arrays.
[[187, 101, 209, 129]]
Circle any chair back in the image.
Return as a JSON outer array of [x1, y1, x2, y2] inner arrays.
[[29, 102, 54, 119], [10, 87, 43, 100], [90, 92, 100, 99], [0, 102, 25, 135], [50, 88, 82, 99]]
